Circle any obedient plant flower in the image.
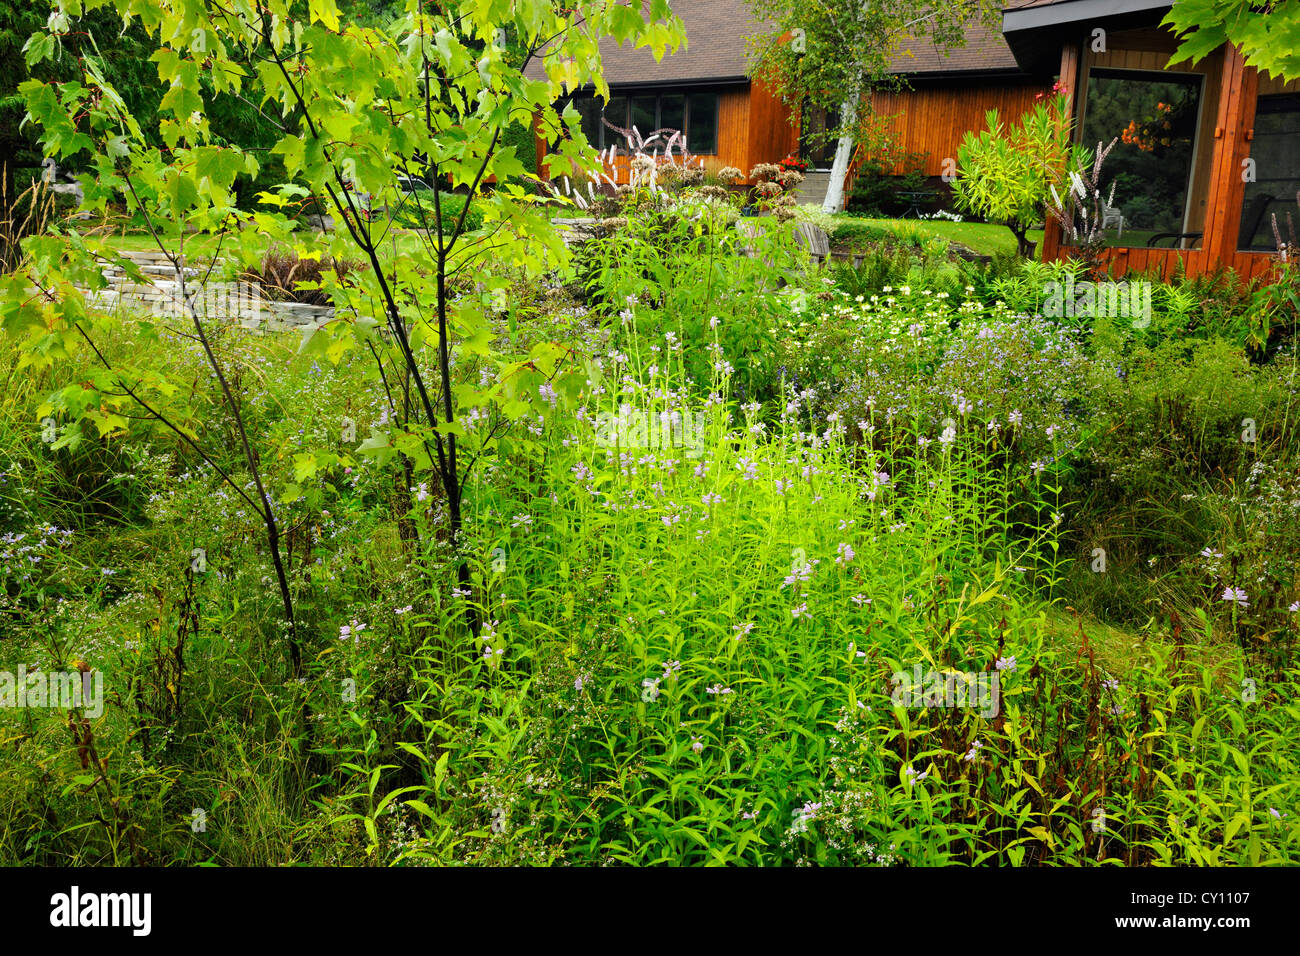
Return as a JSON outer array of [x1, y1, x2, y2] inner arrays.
[[835, 542, 856, 566], [783, 561, 814, 588], [791, 603, 808, 619], [995, 655, 1017, 673], [339, 620, 367, 644], [1222, 586, 1249, 609], [733, 622, 755, 640], [790, 801, 823, 832]]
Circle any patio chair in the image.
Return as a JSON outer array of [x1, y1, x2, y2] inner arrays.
[[1101, 204, 1125, 237], [792, 222, 831, 263]]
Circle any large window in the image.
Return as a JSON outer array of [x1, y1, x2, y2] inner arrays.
[[1239, 93, 1300, 252], [569, 90, 719, 153], [1077, 68, 1203, 248]]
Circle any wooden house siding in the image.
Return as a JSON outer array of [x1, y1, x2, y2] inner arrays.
[[746, 79, 798, 174], [866, 81, 1051, 177]]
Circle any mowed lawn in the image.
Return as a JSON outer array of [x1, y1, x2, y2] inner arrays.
[[834, 216, 1046, 258]]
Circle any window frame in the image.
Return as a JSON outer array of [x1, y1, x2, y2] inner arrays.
[[1074, 65, 1207, 246], [1237, 92, 1300, 252], [566, 88, 722, 155]]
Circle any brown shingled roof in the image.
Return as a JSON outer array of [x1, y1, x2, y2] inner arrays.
[[532, 0, 1042, 88], [886, 19, 1022, 76], [569, 0, 763, 87]]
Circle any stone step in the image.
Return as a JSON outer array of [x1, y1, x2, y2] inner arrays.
[[794, 170, 835, 209]]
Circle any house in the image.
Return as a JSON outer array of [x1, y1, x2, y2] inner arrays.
[[842, 18, 1053, 203], [532, 0, 1297, 279], [530, 0, 797, 185], [1001, 0, 1298, 279], [531, 2, 1048, 196]]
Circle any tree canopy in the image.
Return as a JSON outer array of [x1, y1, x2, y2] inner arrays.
[[1165, 0, 1300, 81]]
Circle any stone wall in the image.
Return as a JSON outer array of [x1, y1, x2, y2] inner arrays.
[[83, 250, 336, 331]]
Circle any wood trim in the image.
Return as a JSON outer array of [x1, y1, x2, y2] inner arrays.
[[1042, 39, 1082, 264], [1203, 45, 1257, 265]]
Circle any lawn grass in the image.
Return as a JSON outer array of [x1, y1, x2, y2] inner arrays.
[[835, 216, 1046, 258], [72, 226, 296, 261]]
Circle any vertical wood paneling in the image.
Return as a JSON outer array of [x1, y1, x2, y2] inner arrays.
[[1092, 246, 1278, 280], [864, 81, 1053, 177], [1257, 74, 1300, 95], [713, 87, 750, 174], [745, 79, 798, 177], [1047, 31, 1280, 282]]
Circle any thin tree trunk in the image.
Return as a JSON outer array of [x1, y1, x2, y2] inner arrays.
[[822, 94, 859, 214]]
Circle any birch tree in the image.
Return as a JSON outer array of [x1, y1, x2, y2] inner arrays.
[[747, 0, 1001, 213]]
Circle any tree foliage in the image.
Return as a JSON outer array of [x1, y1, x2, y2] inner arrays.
[[1164, 0, 1300, 81], [951, 93, 1088, 258], [4, 0, 684, 670]]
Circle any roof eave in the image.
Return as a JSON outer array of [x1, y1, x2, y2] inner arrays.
[[1001, 0, 1174, 75]]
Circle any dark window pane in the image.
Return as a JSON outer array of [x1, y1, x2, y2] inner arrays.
[[1239, 93, 1300, 251], [659, 94, 685, 143], [687, 92, 719, 154], [603, 96, 628, 148], [1077, 68, 1202, 248], [630, 96, 657, 140], [574, 96, 602, 149]]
